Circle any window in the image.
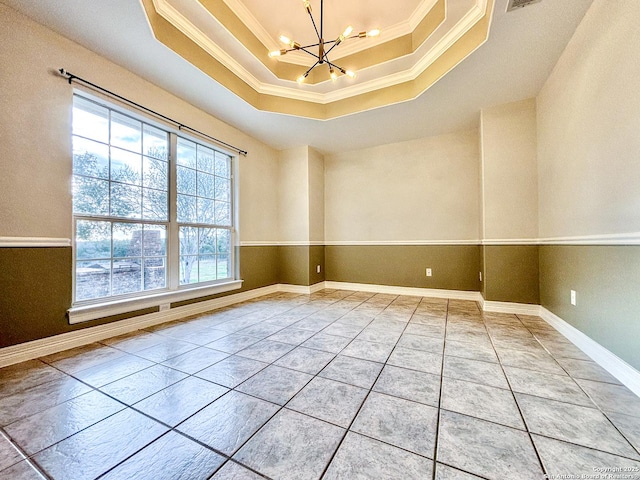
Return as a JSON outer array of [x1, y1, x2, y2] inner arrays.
[[72, 94, 235, 306]]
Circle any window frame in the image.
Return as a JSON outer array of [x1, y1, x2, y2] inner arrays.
[[69, 91, 241, 324]]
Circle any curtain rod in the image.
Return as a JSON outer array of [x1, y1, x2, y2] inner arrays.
[[58, 68, 248, 156]]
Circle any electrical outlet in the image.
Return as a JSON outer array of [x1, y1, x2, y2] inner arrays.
[[426, 268, 432, 277], [479, 271, 483, 282], [159, 303, 170, 312], [570, 290, 577, 306], [316, 264, 321, 274]]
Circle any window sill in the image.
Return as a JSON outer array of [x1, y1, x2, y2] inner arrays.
[[68, 280, 244, 324]]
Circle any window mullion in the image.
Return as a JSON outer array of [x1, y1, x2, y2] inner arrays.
[[168, 132, 180, 290]]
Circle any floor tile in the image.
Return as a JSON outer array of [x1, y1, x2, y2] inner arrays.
[[100, 364, 188, 405], [607, 411, 640, 454], [73, 354, 155, 388], [341, 339, 395, 363], [267, 327, 316, 345], [496, 348, 566, 375], [234, 408, 344, 480], [356, 327, 403, 345], [0, 433, 23, 471], [555, 357, 621, 384], [40, 343, 127, 374], [160, 347, 228, 374], [238, 323, 284, 339], [504, 365, 594, 406], [236, 339, 295, 363], [5, 390, 125, 455], [437, 410, 543, 480], [178, 328, 230, 346], [538, 339, 592, 361], [321, 323, 365, 339], [134, 339, 198, 363], [0, 460, 45, 479], [210, 461, 264, 479], [287, 377, 368, 427], [206, 334, 261, 354], [576, 379, 640, 418], [444, 339, 499, 363], [177, 391, 278, 455], [236, 365, 312, 405], [0, 360, 67, 399], [397, 333, 444, 354], [443, 356, 509, 389], [0, 375, 92, 426], [441, 377, 524, 429], [33, 408, 168, 480], [387, 347, 443, 375], [352, 391, 438, 458], [319, 355, 383, 389], [435, 463, 484, 479], [517, 393, 639, 459], [195, 355, 268, 388], [274, 346, 335, 375], [533, 434, 640, 478], [100, 431, 224, 480], [302, 333, 352, 353], [324, 431, 434, 480], [404, 322, 445, 339], [134, 376, 228, 426], [373, 365, 441, 407], [293, 317, 335, 333], [102, 331, 169, 353]]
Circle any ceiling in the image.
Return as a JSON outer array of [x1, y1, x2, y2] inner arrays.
[[3, 0, 593, 154]]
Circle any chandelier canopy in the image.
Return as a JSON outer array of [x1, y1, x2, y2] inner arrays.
[[269, 0, 380, 84]]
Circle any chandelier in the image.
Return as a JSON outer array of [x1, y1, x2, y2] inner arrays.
[[269, 0, 380, 84]]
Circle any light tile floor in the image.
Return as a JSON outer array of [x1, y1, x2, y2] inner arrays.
[[1, 290, 640, 479]]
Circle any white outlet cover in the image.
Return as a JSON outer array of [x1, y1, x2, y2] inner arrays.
[[426, 268, 432, 277], [570, 290, 577, 306]]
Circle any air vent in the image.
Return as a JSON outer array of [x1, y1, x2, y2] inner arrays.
[[507, 0, 542, 12]]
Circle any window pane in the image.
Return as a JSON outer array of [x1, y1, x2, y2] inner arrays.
[[215, 177, 231, 202], [177, 194, 196, 223], [112, 259, 142, 295], [179, 227, 198, 256], [180, 256, 198, 285], [73, 97, 109, 143], [215, 201, 231, 226], [199, 228, 216, 254], [217, 254, 230, 279], [144, 258, 166, 290], [216, 228, 230, 254], [215, 152, 230, 178], [110, 184, 142, 218], [177, 166, 196, 195], [76, 260, 110, 301], [73, 137, 109, 178], [197, 172, 215, 199], [113, 223, 142, 258], [73, 176, 109, 216], [198, 255, 217, 282], [111, 148, 142, 186], [197, 197, 215, 224], [143, 157, 167, 191], [197, 145, 215, 174], [143, 124, 168, 160], [177, 138, 196, 168], [111, 111, 141, 153], [143, 225, 166, 256], [76, 220, 111, 259], [143, 188, 168, 221]]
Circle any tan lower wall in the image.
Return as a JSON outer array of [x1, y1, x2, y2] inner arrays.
[[483, 245, 539, 304], [278, 246, 310, 286], [309, 245, 326, 285], [539, 245, 640, 371], [325, 245, 481, 291]]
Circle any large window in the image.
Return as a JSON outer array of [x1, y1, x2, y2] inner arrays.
[[72, 95, 235, 305]]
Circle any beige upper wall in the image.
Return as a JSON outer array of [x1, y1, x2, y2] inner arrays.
[[308, 147, 325, 244], [537, 0, 640, 238], [325, 130, 480, 242], [278, 146, 310, 243], [480, 98, 538, 240], [0, 4, 279, 242]]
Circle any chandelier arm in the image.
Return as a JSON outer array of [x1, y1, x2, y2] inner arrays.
[[307, 10, 320, 40], [299, 47, 322, 61], [325, 59, 346, 72], [303, 60, 321, 77]]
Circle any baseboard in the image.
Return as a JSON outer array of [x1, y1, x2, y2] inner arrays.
[[324, 281, 483, 302], [539, 308, 640, 397], [278, 282, 326, 294], [0, 284, 279, 368], [480, 299, 542, 316]]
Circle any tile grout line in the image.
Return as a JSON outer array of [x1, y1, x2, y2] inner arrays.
[[0, 427, 51, 480], [431, 297, 450, 480]]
